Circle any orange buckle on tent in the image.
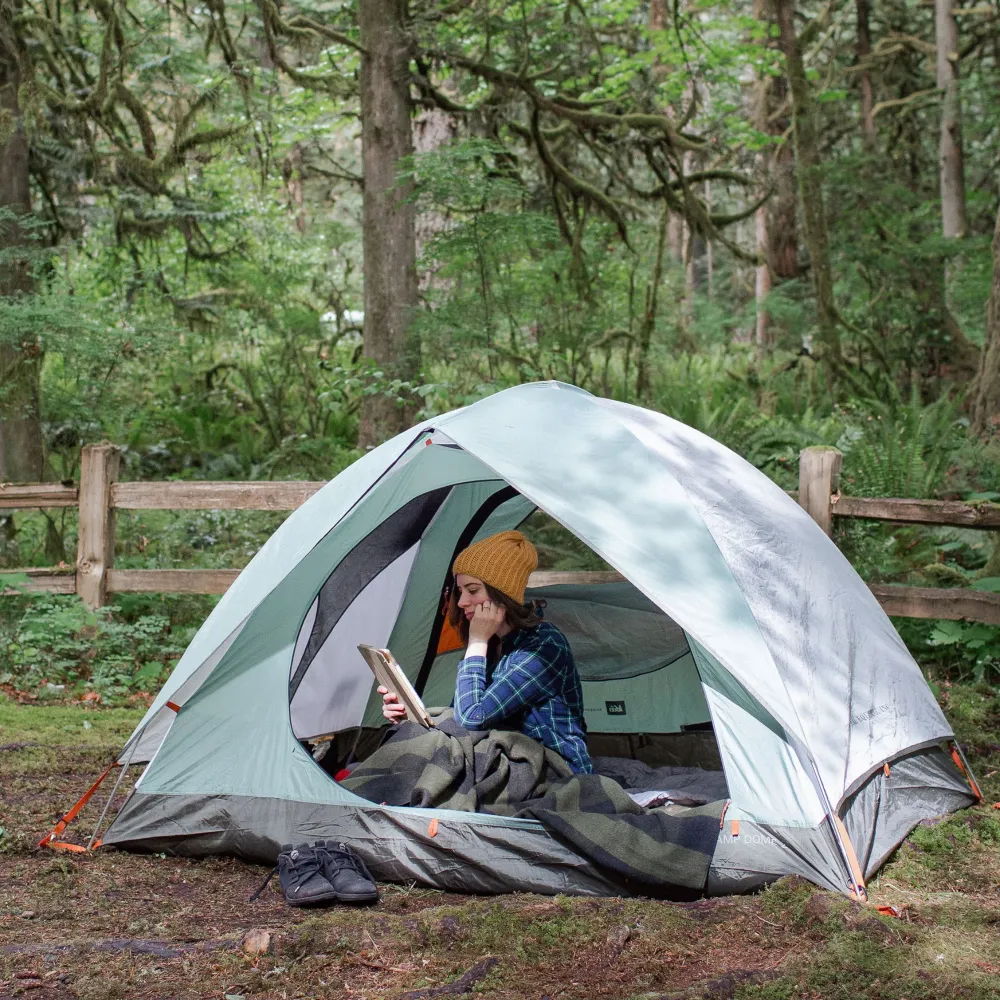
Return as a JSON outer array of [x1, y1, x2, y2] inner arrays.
[[730, 819, 740, 838], [39, 762, 118, 853], [428, 818, 439, 838], [883, 762, 891, 778]]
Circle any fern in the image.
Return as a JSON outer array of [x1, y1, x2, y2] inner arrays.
[[839, 386, 960, 499]]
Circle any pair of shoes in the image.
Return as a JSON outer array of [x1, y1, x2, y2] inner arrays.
[[251, 841, 379, 907]]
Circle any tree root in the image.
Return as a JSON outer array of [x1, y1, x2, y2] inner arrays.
[[397, 957, 499, 999]]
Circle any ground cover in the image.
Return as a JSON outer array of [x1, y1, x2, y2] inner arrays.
[[1, 691, 999, 1000]]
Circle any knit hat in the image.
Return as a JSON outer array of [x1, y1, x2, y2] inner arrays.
[[452, 530, 538, 604]]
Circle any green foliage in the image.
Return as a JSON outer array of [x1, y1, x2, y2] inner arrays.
[[909, 813, 1000, 857], [0, 596, 181, 702], [838, 390, 962, 500], [924, 619, 1000, 684]]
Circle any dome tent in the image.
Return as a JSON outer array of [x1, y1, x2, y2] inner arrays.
[[92, 382, 978, 898]]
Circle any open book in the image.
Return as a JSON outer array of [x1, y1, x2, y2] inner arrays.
[[357, 644, 434, 728]]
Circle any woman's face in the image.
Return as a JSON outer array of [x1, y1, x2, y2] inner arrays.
[[455, 574, 493, 621]]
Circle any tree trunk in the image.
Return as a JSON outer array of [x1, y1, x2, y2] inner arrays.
[[774, 0, 841, 368], [636, 204, 670, 401], [649, 0, 686, 267], [0, 0, 45, 482], [704, 178, 713, 298], [751, 0, 798, 349], [754, 199, 771, 347], [751, 0, 773, 347], [970, 204, 1000, 436], [357, 0, 419, 449], [856, 0, 876, 151], [936, 0, 966, 238]]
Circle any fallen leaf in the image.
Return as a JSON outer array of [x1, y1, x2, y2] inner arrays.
[[81, 691, 101, 704], [242, 928, 272, 957]]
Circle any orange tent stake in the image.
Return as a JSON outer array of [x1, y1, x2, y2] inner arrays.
[[39, 761, 118, 853]]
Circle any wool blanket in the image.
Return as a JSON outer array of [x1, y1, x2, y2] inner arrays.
[[340, 715, 726, 893]]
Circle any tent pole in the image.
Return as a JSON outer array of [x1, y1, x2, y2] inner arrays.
[[803, 749, 868, 901], [86, 730, 143, 849], [951, 741, 983, 800]]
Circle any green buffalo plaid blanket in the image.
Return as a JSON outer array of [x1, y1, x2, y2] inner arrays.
[[340, 714, 725, 893]]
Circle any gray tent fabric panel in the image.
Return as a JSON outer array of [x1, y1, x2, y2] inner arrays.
[[531, 583, 690, 681], [289, 487, 450, 700], [290, 598, 319, 681], [840, 747, 977, 879], [707, 819, 848, 896], [290, 544, 421, 739], [103, 792, 630, 897]]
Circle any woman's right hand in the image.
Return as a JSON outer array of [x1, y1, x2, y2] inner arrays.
[[379, 685, 409, 724]]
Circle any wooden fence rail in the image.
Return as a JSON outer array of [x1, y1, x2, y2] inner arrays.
[[2, 442, 1000, 624]]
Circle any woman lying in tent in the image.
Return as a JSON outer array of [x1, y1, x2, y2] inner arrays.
[[378, 529, 594, 775]]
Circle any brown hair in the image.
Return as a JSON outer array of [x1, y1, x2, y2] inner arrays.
[[447, 580, 544, 646]]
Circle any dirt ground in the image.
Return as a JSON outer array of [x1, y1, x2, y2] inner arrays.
[[2, 697, 1000, 1000]]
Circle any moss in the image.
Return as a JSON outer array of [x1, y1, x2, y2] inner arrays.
[[759, 875, 823, 926]]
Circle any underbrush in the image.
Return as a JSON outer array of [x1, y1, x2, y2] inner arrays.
[[0, 593, 212, 704]]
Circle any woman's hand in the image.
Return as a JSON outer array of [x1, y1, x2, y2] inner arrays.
[[379, 685, 408, 724], [468, 600, 506, 644]]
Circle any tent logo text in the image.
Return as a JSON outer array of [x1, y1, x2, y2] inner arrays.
[[605, 700, 627, 715], [851, 702, 891, 726]]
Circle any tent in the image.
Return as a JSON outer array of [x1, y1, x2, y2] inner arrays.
[[92, 382, 979, 898]]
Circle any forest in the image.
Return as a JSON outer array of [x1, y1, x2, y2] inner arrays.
[[0, 0, 999, 696], [2, 4, 1000, 998]]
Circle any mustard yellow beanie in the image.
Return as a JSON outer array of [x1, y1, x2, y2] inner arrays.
[[452, 530, 538, 604]]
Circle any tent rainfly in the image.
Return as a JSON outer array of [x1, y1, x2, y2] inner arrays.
[[61, 382, 979, 898]]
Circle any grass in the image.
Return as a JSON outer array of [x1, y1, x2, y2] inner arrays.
[[1, 687, 999, 999]]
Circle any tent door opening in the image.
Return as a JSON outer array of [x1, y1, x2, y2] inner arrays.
[[285, 477, 726, 794]]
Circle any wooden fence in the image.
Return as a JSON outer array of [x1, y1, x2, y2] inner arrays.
[[3, 443, 1000, 625]]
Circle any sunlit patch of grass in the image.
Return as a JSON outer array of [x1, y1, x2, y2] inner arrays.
[[872, 806, 1000, 897], [0, 695, 143, 746]]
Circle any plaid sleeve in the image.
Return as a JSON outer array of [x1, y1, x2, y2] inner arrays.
[[454, 641, 560, 730]]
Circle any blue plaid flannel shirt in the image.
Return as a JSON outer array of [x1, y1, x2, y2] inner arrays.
[[454, 617, 593, 774]]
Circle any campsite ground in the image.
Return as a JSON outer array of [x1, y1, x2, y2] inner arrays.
[[1, 690, 999, 1000]]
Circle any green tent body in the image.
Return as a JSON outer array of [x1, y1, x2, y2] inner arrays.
[[99, 383, 978, 897]]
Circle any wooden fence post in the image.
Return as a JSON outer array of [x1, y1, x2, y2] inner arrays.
[[76, 443, 120, 608], [799, 446, 842, 536]]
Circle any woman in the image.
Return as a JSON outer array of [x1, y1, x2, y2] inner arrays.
[[380, 529, 593, 774]]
